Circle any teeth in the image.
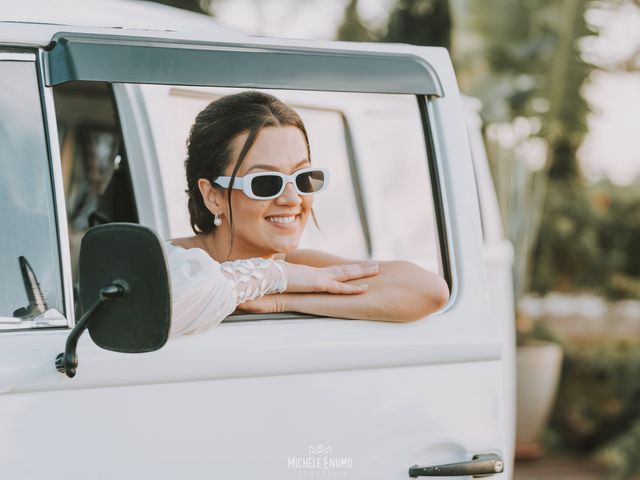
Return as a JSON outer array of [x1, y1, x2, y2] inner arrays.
[[267, 216, 296, 224]]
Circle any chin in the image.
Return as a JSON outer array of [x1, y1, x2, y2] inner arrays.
[[271, 237, 301, 254]]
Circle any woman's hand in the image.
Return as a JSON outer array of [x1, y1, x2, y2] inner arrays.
[[283, 261, 379, 294]]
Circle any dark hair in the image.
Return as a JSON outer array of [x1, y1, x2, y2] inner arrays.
[[185, 91, 311, 236]]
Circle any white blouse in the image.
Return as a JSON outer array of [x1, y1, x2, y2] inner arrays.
[[164, 242, 287, 336]]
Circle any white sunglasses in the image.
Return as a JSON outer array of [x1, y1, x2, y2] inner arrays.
[[214, 167, 330, 200]]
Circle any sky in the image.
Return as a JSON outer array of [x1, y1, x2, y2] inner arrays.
[[213, 0, 640, 185]]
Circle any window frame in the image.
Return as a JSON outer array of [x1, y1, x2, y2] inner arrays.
[[38, 49, 76, 328], [0, 51, 73, 331], [419, 96, 455, 293], [43, 35, 458, 326]]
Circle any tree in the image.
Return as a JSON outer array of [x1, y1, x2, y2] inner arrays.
[[453, 0, 599, 296], [337, 0, 452, 47], [383, 0, 452, 48], [336, 0, 375, 42]]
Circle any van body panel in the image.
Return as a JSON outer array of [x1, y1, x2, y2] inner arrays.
[[0, 316, 502, 394], [1, 359, 502, 479]]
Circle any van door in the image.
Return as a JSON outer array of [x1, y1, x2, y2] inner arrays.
[[0, 33, 508, 479]]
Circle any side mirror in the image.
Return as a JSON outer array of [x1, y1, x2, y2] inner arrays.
[[56, 223, 171, 378]]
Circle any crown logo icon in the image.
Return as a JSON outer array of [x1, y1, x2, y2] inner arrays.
[[309, 445, 332, 456]]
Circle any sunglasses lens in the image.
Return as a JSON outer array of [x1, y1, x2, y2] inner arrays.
[[296, 170, 325, 194], [250, 175, 283, 198]]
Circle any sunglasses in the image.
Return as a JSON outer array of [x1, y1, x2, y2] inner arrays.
[[214, 167, 329, 200]]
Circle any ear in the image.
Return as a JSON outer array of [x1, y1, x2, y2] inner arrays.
[[197, 178, 225, 216]]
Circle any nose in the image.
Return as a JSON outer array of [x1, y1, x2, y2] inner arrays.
[[275, 181, 302, 206]]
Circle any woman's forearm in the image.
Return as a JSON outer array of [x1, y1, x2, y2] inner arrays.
[[280, 261, 449, 322]]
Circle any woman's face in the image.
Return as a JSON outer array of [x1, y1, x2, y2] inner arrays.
[[219, 125, 312, 258]]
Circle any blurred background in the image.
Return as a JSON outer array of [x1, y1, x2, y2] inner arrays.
[[156, 0, 638, 477]]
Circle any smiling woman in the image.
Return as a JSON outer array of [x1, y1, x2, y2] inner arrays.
[[167, 91, 449, 334], [200, 124, 316, 257]]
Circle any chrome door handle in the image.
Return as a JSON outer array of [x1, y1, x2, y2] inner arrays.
[[409, 453, 504, 477]]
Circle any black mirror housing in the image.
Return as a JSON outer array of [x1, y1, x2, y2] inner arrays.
[[56, 223, 171, 377], [81, 223, 171, 353]]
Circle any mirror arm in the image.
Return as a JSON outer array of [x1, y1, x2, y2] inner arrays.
[[55, 280, 129, 378]]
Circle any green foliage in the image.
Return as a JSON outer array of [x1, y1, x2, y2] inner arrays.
[[549, 335, 640, 478], [532, 179, 640, 298], [336, 0, 451, 47], [383, 0, 452, 48], [596, 418, 640, 480], [336, 0, 376, 42], [595, 182, 640, 298], [531, 179, 601, 293]]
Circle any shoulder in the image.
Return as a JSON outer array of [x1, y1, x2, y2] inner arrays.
[[169, 236, 200, 250], [164, 240, 221, 275]]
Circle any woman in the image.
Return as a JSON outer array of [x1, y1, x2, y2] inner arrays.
[[168, 91, 449, 335]]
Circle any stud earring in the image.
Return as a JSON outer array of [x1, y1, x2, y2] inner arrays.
[[214, 213, 222, 227]]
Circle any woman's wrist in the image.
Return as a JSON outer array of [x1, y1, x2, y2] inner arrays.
[[220, 257, 288, 304], [273, 259, 288, 293]]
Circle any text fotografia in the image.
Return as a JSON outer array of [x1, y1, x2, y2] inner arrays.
[[288, 445, 353, 471]]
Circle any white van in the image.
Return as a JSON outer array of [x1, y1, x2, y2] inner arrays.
[[0, 1, 515, 478]]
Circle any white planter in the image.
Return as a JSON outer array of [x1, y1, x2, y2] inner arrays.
[[516, 341, 563, 458]]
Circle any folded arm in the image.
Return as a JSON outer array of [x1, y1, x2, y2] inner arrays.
[[240, 249, 450, 322]]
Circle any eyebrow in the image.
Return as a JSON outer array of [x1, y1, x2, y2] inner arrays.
[[245, 159, 310, 174]]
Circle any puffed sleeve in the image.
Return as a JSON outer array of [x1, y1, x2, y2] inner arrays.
[[164, 242, 237, 336], [164, 242, 288, 336]]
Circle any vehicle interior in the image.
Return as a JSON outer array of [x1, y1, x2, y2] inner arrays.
[[53, 81, 138, 316]]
